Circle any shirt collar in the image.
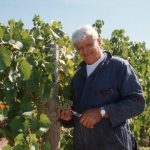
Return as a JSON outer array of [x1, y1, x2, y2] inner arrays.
[[87, 51, 104, 68], [86, 51, 104, 77]]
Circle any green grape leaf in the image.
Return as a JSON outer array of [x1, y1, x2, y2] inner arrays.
[[10, 116, 22, 134], [19, 60, 32, 80], [14, 133, 25, 145], [15, 20, 24, 29], [50, 20, 62, 29], [28, 133, 38, 142], [3, 33, 11, 41], [26, 78, 39, 93], [8, 19, 15, 28], [0, 45, 11, 70], [30, 118, 40, 132], [39, 113, 51, 127], [0, 27, 3, 39], [23, 119, 31, 131], [22, 30, 35, 46]]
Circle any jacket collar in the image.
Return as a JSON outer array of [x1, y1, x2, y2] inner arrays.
[[76, 51, 112, 78]]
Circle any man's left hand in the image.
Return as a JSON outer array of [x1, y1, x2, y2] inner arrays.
[[80, 108, 102, 128]]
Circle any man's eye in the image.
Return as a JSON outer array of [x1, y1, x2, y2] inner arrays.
[[78, 47, 83, 51]]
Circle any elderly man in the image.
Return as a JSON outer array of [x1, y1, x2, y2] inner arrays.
[[57, 25, 145, 150]]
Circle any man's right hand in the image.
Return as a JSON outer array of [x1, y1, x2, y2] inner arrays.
[[57, 106, 72, 121]]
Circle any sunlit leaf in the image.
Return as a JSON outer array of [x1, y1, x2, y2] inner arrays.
[[14, 133, 25, 145], [40, 113, 51, 127], [0, 45, 11, 70], [19, 60, 32, 80], [0, 27, 3, 39]]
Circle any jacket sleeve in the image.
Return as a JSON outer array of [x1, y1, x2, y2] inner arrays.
[[104, 60, 145, 127]]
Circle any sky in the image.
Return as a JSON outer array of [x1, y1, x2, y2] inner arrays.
[[0, 0, 150, 49]]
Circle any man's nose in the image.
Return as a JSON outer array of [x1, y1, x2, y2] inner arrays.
[[82, 47, 88, 55]]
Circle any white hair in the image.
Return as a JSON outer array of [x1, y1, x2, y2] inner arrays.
[[71, 24, 99, 46]]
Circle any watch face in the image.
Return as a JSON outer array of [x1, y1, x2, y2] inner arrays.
[[101, 109, 106, 117]]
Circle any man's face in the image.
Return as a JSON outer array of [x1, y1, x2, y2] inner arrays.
[[74, 35, 102, 65]]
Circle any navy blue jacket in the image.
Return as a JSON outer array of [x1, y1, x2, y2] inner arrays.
[[65, 51, 145, 150]]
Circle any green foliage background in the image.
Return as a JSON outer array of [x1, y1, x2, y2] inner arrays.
[[0, 17, 149, 149], [0, 15, 75, 149]]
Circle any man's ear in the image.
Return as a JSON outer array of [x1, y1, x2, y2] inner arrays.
[[97, 35, 101, 46]]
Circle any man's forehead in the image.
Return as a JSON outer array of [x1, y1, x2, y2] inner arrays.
[[76, 35, 95, 43]]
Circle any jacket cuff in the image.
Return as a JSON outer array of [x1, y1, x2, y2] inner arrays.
[[104, 104, 125, 127]]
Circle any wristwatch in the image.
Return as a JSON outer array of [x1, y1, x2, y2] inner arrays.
[[99, 107, 106, 118]]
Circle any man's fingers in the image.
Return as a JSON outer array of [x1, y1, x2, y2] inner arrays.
[[57, 109, 72, 121], [80, 116, 88, 126], [86, 121, 92, 128], [80, 118, 93, 128], [80, 116, 85, 124], [80, 113, 95, 128], [68, 105, 72, 110]]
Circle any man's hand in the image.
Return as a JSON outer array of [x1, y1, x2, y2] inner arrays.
[[57, 106, 72, 121], [80, 108, 102, 128]]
